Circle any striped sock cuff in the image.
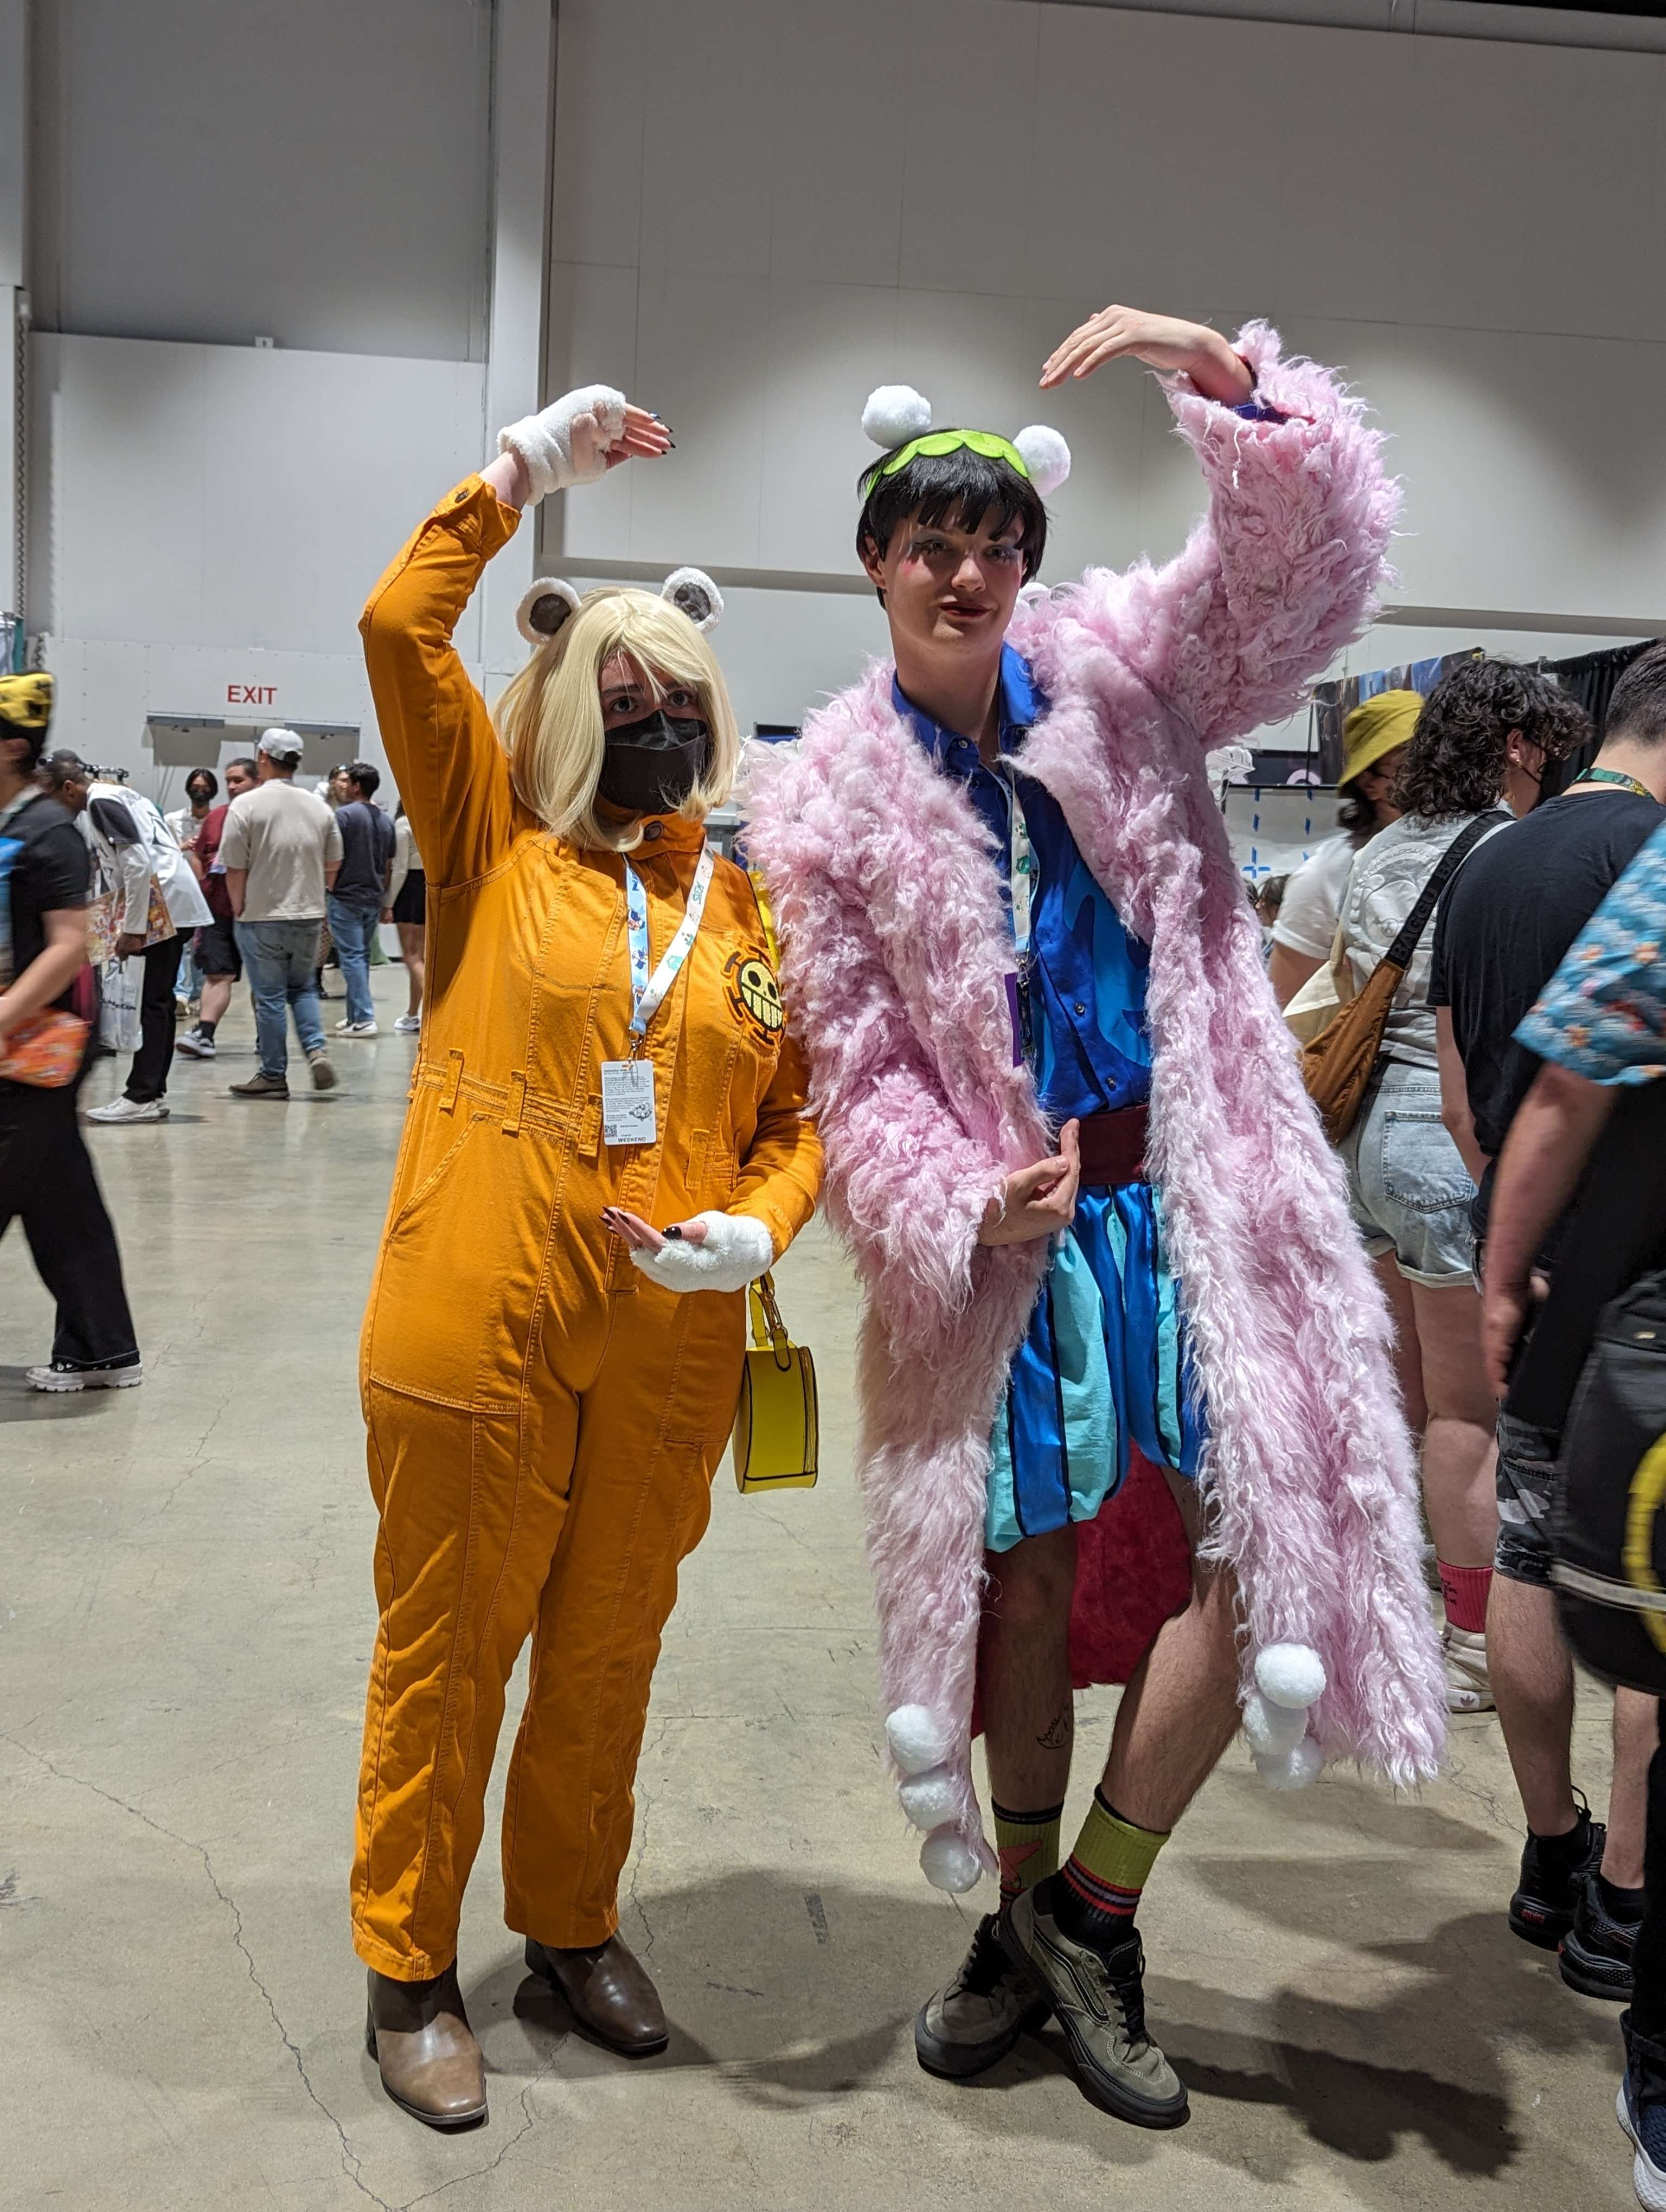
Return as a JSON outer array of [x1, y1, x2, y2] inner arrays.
[[1067, 1787, 1170, 1899]]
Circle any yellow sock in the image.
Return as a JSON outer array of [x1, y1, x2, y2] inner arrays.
[[1054, 1789, 1169, 1943], [992, 1798, 1064, 1904]]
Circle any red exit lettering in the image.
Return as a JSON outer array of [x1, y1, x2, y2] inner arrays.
[[227, 684, 278, 706]]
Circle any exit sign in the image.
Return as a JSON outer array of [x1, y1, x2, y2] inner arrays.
[[227, 684, 277, 706]]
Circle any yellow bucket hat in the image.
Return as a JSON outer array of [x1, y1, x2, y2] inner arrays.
[[0, 671, 54, 732], [1340, 689, 1422, 789]]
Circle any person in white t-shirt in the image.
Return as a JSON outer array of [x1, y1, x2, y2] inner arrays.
[[219, 729, 344, 1099], [1268, 689, 1421, 1007]]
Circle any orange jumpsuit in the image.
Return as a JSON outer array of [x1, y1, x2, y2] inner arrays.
[[350, 477, 822, 1979]]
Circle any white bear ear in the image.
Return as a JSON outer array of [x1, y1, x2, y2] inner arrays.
[[862, 384, 932, 451], [1013, 425, 1072, 498], [516, 576, 582, 646], [661, 566, 723, 633]]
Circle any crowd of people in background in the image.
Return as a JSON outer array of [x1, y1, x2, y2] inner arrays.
[[1263, 645, 1666, 2180]]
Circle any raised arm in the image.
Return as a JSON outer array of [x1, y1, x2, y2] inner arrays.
[[1045, 311, 1399, 746], [358, 387, 669, 887]]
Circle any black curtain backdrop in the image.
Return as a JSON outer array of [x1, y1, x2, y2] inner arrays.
[[1544, 641, 1655, 793]]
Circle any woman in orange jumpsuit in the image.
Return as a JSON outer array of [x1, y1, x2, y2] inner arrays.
[[352, 385, 822, 2129]]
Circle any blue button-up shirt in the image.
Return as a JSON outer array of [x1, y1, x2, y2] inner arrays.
[[892, 645, 1154, 1120]]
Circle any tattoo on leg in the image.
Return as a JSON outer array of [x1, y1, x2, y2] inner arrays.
[[1036, 1703, 1073, 1753]]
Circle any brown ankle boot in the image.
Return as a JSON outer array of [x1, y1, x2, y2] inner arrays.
[[524, 1933, 668, 2055], [366, 1963, 488, 2129]]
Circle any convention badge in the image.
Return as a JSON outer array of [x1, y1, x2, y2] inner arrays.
[[601, 1058, 658, 1147]]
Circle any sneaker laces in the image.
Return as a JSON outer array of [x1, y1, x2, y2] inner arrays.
[[956, 1916, 1022, 1999], [1101, 1932, 1151, 2049]]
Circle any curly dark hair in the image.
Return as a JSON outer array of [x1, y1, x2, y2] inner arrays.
[[1392, 659, 1590, 820]]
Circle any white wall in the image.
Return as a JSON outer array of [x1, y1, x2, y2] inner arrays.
[[33, 333, 486, 776], [543, 0, 1666, 734], [29, 0, 493, 360]]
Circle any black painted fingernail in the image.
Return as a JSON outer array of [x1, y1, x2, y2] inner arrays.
[[663, 1224, 683, 1239]]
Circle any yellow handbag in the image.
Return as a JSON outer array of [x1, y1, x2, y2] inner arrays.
[[732, 1271, 818, 1493]]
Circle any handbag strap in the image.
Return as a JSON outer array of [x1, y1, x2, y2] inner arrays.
[[749, 1270, 790, 1351], [1383, 811, 1508, 974]]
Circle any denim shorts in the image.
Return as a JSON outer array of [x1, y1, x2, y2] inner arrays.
[[1338, 1060, 1477, 1288]]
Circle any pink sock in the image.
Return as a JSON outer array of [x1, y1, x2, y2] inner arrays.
[[1438, 1560, 1493, 1634]]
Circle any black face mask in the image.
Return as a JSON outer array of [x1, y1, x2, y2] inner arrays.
[[597, 707, 710, 816]]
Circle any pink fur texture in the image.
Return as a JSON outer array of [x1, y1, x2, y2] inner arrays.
[[744, 326, 1445, 1873]]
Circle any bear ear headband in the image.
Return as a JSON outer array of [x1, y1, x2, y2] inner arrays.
[[860, 386, 1072, 499], [515, 567, 725, 648]]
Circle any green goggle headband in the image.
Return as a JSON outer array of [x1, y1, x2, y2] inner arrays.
[[862, 428, 1029, 497]]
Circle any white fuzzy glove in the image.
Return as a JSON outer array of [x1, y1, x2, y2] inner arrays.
[[629, 1211, 775, 1295], [497, 383, 628, 504]]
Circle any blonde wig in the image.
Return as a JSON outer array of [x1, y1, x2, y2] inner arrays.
[[495, 585, 740, 853]]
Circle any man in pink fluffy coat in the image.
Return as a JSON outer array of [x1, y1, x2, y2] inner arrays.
[[742, 305, 1446, 2129]]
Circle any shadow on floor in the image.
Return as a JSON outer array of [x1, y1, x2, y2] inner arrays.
[[0, 1367, 125, 1422], [444, 1791, 1605, 2200]]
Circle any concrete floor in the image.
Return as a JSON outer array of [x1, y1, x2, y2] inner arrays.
[[0, 963, 1641, 2211]]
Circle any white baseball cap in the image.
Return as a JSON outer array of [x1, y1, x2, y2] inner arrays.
[[257, 726, 304, 763]]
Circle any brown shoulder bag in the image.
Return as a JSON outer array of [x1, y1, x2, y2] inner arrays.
[[1302, 813, 1504, 1146]]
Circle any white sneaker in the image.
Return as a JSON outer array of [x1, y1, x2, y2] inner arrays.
[[27, 1358, 144, 1392], [394, 1014, 421, 1036], [85, 1097, 169, 1124], [176, 1028, 215, 1058], [335, 1018, 379, 1038], [1443, 1624, 1495, 1714]]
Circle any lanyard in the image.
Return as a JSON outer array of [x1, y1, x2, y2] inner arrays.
[[1579, 766, 1655, 801], [995, 764, 1035, 964], [625, 843, 714, 1042]]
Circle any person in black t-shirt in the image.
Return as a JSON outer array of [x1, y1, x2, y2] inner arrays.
[[0, 680, 142, 1391], [1430, 641, 1666, 2005]]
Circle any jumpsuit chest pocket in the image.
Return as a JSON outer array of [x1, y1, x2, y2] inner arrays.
[[367, 1105, 563, 1411]]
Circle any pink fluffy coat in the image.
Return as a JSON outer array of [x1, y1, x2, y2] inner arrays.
[[743, 325, 1447, 1872]]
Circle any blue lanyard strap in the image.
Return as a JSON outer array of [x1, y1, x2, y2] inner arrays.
[[625, 843, 714, 1040]]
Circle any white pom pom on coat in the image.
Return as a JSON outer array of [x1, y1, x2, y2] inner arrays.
[[885, 1704, 950, 1777], [1254, 1643, 1328, 1712], [1255, 1736, 1324, 1793], [920, 1827, 982, 1893], [516, 576, 582, 647], [1013, 425, 1072, 498], [898, 1767, 959, 1832], [1241, 1689, 1307, 1760], [862, 385, 932, 451]]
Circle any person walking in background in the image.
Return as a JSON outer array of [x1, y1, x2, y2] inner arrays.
[[1331, 662, 1579, 1717], [52, 755, 213, 1126], [326, 762, 396, 1038], [220, 729, 341, 1099], [165, 768, 218, 1018], [1267, 689, 1420, 1008], [1478, 819, 1666, 2209], [1434, 645, 1666, 2004], [0, 682, 142, 1393], [385, 803, 425, 1036], [177, 755, 257, 1061]]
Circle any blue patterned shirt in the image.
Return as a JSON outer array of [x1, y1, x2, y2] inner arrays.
[[1517, 819, 1666, 1085], [892, 646, 1153, 1118]]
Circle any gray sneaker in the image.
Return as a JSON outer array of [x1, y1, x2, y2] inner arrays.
[[1001, 1886, 1189, 2129], [914, 1912, 1049, 2080], [307, 1052, 338, 1092]]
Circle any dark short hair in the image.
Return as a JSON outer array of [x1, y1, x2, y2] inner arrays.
[[345, 760, 381, 798], [226, 755, 259, 780], [1607, 644, 1666, 749], [40, 749, 88, 790], [856, 440, 1048, 586], [185, 768, 219, 800], [1393, 659, 1588, 820]]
